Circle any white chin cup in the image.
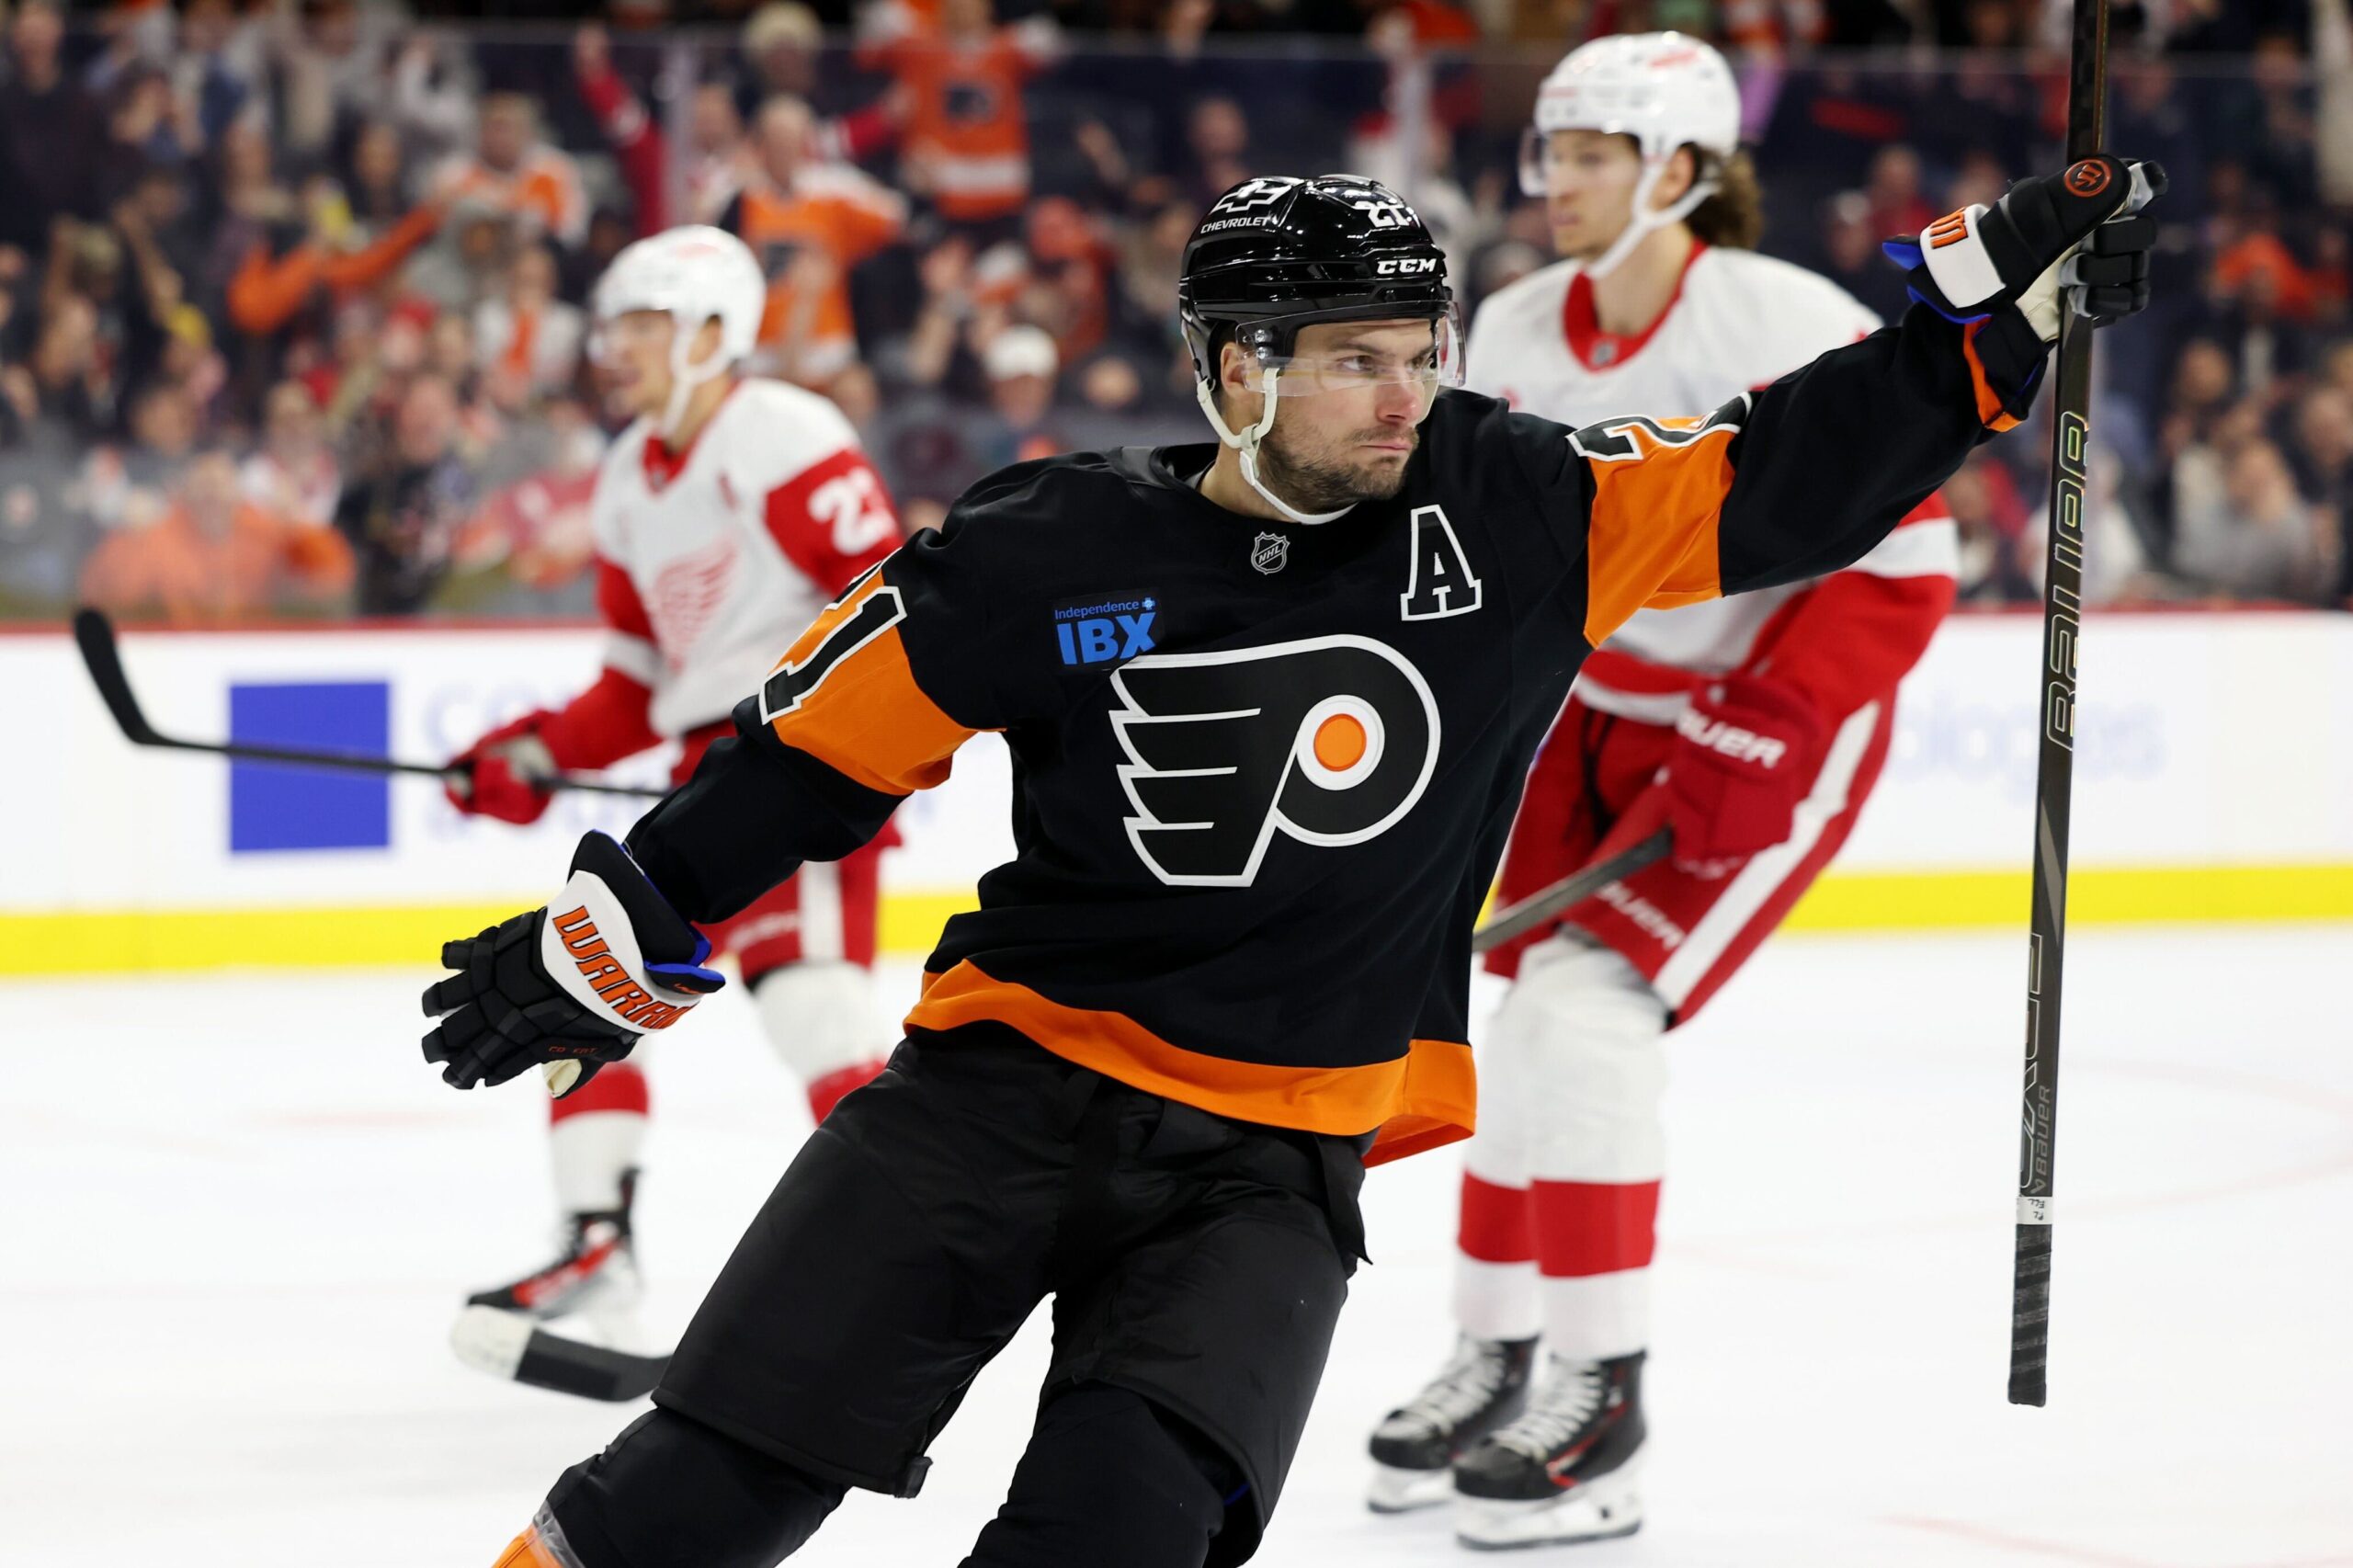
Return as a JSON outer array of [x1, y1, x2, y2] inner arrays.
[[659, 315, 733, 438]]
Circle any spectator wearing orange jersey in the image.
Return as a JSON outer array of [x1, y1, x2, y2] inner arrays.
[[2213, 224, 2322, 321], [719, 95, 906, 389], [864, 0, 1057, 236], [426, 92, 587, 250], [80, 449, 354, 626]]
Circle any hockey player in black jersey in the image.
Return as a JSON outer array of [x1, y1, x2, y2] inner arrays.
[[425, 164, 2158, 1568]]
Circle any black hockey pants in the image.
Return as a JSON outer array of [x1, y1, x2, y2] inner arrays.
[[533, 1025, 1369, 1568], [540, 1383, 1238, 1568]]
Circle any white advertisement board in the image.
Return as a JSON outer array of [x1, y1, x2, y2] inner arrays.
[[6, 610, 2346, 972]]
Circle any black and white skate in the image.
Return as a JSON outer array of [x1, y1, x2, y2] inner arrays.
[[464, 1176, 643, 1336], [1452, 1350, 1645, 1549], [1366, 1335, 1538, 1514], [456, 1173, 651, 1395]]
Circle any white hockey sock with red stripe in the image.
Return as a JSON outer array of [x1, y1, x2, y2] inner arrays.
[[1460, 933, 1667, 1359], [548, 1060, 649, 1214]]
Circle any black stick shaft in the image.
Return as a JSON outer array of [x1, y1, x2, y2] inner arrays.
[[72, 608, 669, 801], [1472, 829, 1672, 955], [2012, 0, 2111, 1409]]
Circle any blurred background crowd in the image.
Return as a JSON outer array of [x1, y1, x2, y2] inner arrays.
[[1, 0, 2346, 625]]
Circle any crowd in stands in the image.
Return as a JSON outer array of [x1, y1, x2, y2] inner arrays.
[[0, 0, 2346, 625]]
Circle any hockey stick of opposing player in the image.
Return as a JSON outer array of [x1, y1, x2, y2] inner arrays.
[[1471, 829, 1672, 955], [72, 608, 667, 801], [2010, 0, 2113, 1409], [451, 1304, 666, 1402]]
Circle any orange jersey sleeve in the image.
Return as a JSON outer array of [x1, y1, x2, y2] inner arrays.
[[1504, 304, 2048, 654], [757, 564, 975, 797]]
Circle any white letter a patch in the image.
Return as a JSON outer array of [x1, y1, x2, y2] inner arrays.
[[1400, 505, 1483, 621]]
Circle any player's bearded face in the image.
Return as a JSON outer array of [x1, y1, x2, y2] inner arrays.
[[1542, 130, 1646, 260], [1249, 321, 1438, 512]]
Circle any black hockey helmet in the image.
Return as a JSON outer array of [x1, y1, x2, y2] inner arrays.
[[1178, 175, 1460, 394]]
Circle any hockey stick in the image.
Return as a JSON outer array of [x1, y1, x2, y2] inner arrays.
[[1471, 829, 1672, 955], [2010, 0, 2113, 1409], [451, 1305, 668, 1402], [72, 608, 668, 800]]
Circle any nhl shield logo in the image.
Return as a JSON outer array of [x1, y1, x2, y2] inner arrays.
[[1250, 531, 1290, 574]]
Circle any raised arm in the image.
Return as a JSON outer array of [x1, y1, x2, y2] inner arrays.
[[1532, 156, 2161, 649]]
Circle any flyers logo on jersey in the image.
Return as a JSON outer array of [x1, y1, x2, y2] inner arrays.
[[1109, 634, 1440, 887]]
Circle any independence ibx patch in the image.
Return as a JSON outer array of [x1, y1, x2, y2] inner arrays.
[[1052, 591, 1159, 667]]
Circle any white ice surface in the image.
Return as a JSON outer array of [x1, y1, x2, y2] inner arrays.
[[5, 927, 2350, 1567]]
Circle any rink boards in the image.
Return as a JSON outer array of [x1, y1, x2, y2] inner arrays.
[[8, 610, 2348, 973]]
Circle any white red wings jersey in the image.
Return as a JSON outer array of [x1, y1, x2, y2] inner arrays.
[[592, 379, 901, 739], [1468, 244, 1958, 724]]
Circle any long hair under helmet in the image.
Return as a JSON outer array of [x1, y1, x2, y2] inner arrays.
[[1522, 32, 1742, 279], [1178, 175, 1462, 525]]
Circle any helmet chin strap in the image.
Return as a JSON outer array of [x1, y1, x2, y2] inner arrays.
[[659, 318, 733, 441], [1579, 156, 1720, 280], [1193, 368, 1355, 527]]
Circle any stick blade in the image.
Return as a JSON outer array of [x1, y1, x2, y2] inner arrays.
[[450, 1305, 668, 1403], [71, 607, 164, 745]]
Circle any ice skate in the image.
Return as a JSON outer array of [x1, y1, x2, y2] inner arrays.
[[1366, 1335, 1538, 1514], [463, 1173, 646, 1354], [1453, 1351, 1644, 1549]]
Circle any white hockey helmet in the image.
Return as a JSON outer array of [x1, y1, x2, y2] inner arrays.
[[1522, 32, 1743, 278], [591, 224, 769, 434]]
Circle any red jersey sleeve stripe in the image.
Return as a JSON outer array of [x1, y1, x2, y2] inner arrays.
[[764, 447, 904, 598]]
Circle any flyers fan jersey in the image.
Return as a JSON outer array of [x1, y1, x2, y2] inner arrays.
[[626, 306, 2045, 1164], [1470, 244, 1960, 724], [724, 168, 908, 383]]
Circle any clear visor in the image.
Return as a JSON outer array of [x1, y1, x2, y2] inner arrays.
[[1237, 303, 1465, 410], [586, 303, 676, 369], [1518, 126, 1552, 199]]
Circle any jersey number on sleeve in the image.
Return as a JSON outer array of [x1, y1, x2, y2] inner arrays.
[[808, 465, 899, 557], [758, 578, 905, 722]]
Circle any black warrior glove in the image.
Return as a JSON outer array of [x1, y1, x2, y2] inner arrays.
[[1884, 154, 2166, 340], [422, 830, 725, 1096]]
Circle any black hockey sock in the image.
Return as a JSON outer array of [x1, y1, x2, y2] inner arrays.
[[543, 1408, 845, 1568], [961, 1383, 1237, 1568]]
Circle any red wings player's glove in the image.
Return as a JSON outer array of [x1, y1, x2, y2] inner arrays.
[[447, 713, 561, 824], [1661, 674, 1825, 877]]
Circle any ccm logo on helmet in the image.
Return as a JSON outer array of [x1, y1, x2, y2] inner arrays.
[[1375, 256, 1439, 275], [1109, 634, 1440, 887]]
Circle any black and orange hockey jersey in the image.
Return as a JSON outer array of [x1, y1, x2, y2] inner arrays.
[[625, 305, 2045, 1165]]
